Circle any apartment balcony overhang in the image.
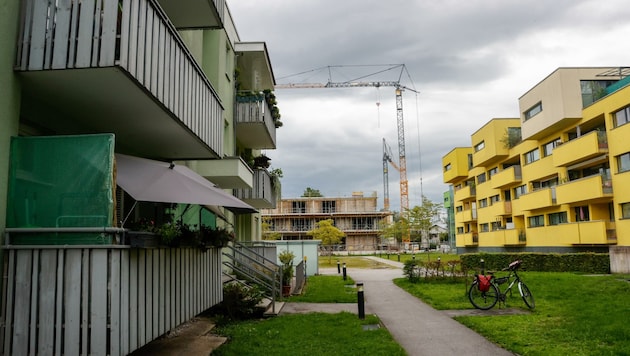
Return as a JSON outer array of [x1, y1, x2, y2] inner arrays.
[[522, 117, 581, 141], [572, 221, 617, 245], [503, 229, 526, 246], [235, 95, 277, 149], [16, 0, 223, 160], [555, 175, 613, 206], [236, 42, 275, 91], [178, 158, 254, 189], [461, 233, 478, 246], [235, 168, 277, 209], [157, 0, 225, 29], [553, 131, 608, 167], [454, 185, 476, 202]]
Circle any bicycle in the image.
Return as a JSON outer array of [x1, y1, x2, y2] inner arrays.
[[468, 260, 535, 310]]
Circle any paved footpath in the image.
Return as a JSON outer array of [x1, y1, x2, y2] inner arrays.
[[325, 257, 516, 356]]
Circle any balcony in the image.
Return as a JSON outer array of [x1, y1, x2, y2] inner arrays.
[[490, 166, 521, 189], [456, 208, 477, 223], [556, 175, 613, 205], [179, 157, 253, 189], [460, 232, 478, 246], [504, 229, 526, 246], [235, 95, 277, 149], [519, 187, 556, 211], [157, 0, 225, 29], [235, 42, 275, 91], [574, 221, 617, 245], [235, 169, 277, 209], [553, 131, 608, 167], [15, 0, 223, 159], [454, 185, 476, 202], [482, 201, 512, 217]]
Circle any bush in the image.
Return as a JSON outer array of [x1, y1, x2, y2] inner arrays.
[[403, 259, 421, 282], [214, 282, 265, 321], [460, 252, 610, 274]]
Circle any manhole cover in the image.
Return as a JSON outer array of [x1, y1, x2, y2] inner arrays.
[[362, 324, 380, 331]]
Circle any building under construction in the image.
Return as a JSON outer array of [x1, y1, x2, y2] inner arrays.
[[261, 192, 393, 251]]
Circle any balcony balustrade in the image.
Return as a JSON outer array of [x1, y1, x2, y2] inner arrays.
[[519, 187, 556, 211], [553, 131, 608, 167], [454, 185, 476, 202], [16, 0, 223, 159], [556, 174, 613, 205], [490, 165, 521, 189], [461, 232, 478, 246], [235, 95, 277, 149], [235, 169, 277, 209]]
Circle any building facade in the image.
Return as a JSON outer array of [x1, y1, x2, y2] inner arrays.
[[262, 192, 393, 251], [442, 67, 630, 273], [1, 1, 279, 353]]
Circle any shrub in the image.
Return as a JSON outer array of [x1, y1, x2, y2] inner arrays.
[[215, 282, 265, 321], [460, 252, 610, 274]]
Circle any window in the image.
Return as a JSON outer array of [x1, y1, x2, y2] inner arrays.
[[444, 163, 452, 172], [479, 198, 488, 208], [528, 215, 544, 227], [524, 102, 542, 120], [574, 206, 590, 222], [543, 138, 562, 157], [322, 200, 336, 213], [457, 227, 464, 234], [456, 206, 463, 212], [514, 185, 527, 199], [489, 195, 500, 205], [617, 152, 630, 173], [531, 176, 558, 191], [581, 80, 615, 107], [491, 221, 501, 231], [291, 218, 310, 231], [467, 154, 474, 169], [621, 203, 630, 219], [614, 106, 630, 127], [480, 223, 489, 232], [292, 201, 306, 213], [477, 173, 486, 184], [488, 167, 498, 180], [548, 212, 568, 225], [524, 148, 540, 164], [474, 141, 485, 152]]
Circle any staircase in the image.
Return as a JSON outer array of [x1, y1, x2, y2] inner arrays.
[[222, 241, 283, 315]]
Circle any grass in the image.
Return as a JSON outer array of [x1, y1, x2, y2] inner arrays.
[[395, 272, 630, 355], [318, 255, 395, 269], [288, 275, 357, 303], [213, 312, 405, 356]]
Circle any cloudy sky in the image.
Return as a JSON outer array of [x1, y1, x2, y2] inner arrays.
[[228, 0, 630, 212]]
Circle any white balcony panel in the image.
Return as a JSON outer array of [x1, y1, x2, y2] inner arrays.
[[180, 158, 254, 189]]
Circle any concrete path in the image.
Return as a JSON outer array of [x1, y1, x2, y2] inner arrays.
[[318, 257, 515, 356]]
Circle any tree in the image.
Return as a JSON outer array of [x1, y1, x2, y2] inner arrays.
[[407, 196, 443, 249], [307, 219, 344, 258], [380, 216, 408, 244], [302, 187, 323, 197], [261, 217, 281, 240]]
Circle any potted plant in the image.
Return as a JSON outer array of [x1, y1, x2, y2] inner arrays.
[[198, 225, 235, 248], [278, 250, 295, 297]]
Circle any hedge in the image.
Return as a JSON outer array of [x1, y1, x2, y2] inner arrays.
[[460, 252, 610, 274]]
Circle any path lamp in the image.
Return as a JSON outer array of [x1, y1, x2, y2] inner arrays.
[[342, 262, 347, 280], [357, 282, 365, 320], [337, 260, 341, 274]]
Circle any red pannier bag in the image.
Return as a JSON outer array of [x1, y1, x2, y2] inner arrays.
[[477, 275, 492, 292]]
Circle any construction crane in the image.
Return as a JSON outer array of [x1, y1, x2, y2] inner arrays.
[[275, 64, 417, 243]]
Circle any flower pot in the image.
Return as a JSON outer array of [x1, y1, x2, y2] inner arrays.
[[282, 285, 291, 297]]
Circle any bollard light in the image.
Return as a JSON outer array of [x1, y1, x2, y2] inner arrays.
[[342, 262, 347, 281], [357, 282, 365, 320], [337, 260, 341, 274], [480, 258, 485, 275]]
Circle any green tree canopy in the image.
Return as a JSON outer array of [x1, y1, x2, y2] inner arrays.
[[307, 219, 344, 245], [302, 187, 323, 197], [407, 195, 442, 245]]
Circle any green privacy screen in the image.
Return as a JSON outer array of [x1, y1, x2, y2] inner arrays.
[[6, 134, 115, 244]]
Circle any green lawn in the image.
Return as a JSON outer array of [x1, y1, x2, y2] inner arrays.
[[288, 275, 357, 303], [395, 272, 630, 355]]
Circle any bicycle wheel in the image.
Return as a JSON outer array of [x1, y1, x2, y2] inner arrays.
[[468, 281, 499, 310], [518, 282, 535, 309]]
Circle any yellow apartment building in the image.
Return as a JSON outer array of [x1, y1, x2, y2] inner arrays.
[[443, 67, 630, 273]]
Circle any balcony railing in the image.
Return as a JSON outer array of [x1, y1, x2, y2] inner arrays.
[[234, 169, 277, 209], [519, 187, 556, 211], [235, 95, 277, 149], [553, 131, 608, 167], [556, 174, 612, 205], [16, 0, 223, 156], [490, 165, 522, 189]]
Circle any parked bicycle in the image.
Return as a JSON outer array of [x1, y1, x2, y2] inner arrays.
[[468, 260, 535, 310]]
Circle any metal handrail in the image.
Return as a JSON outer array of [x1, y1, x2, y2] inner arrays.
[[222, 242, 281, 313]]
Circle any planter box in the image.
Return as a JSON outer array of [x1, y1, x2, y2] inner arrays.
[[128, 231, 160, 248]]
